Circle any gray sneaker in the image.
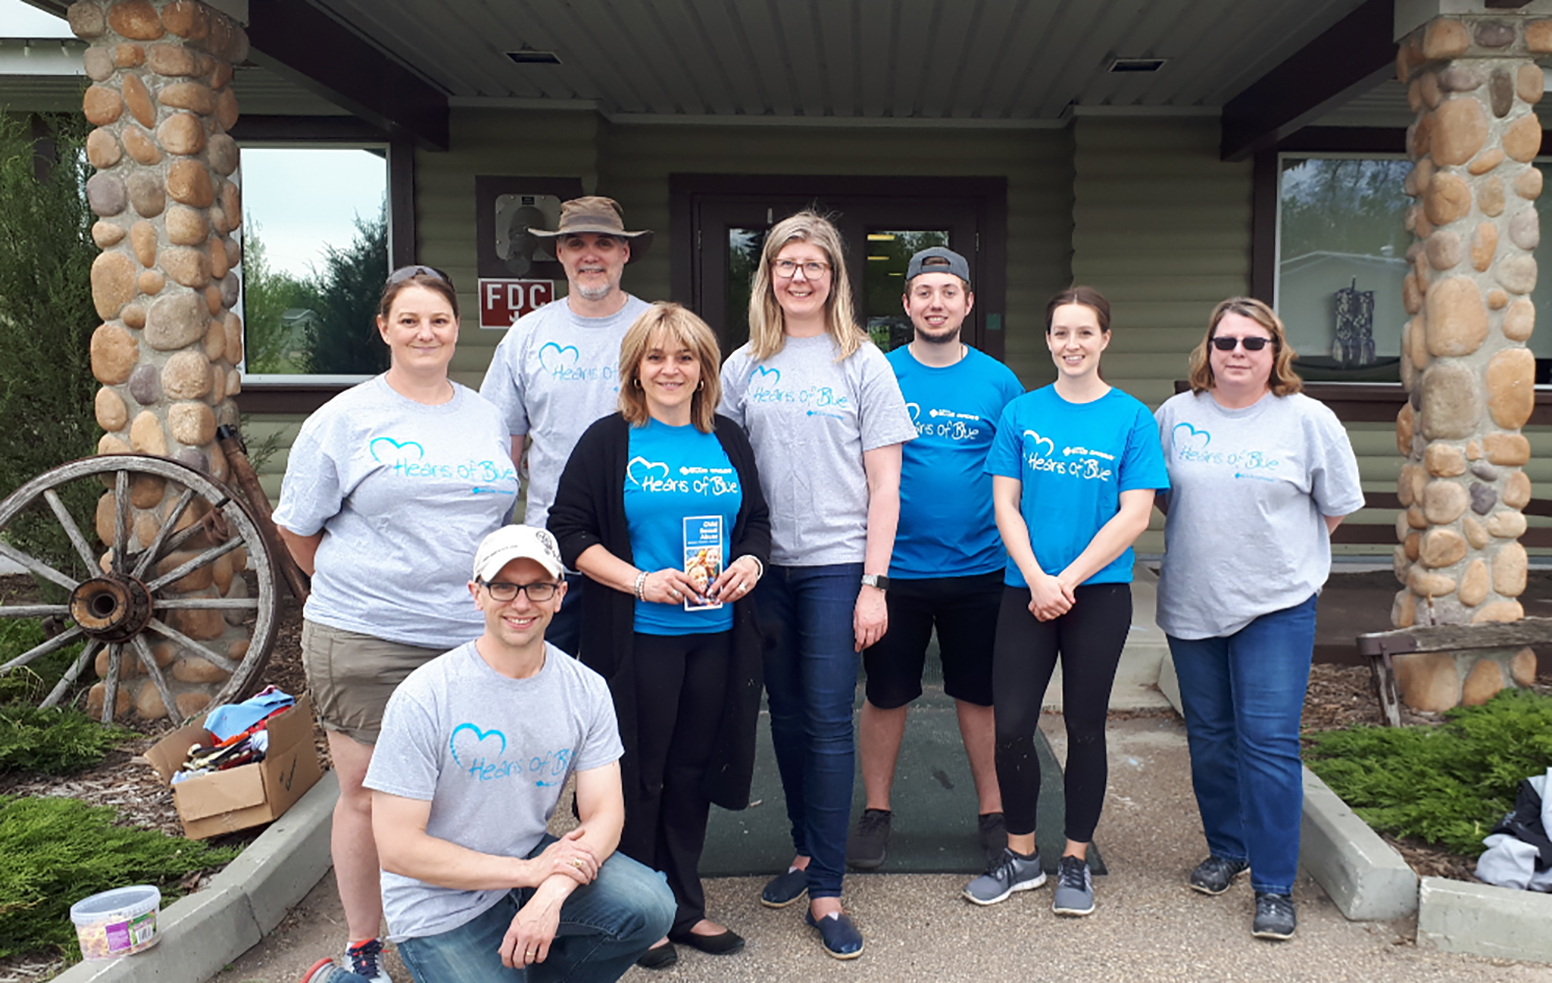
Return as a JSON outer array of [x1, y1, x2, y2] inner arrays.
[[962, 847, 1046, 905], [1052, 855, 1095, 916], [1252, 892, 1296, 940]]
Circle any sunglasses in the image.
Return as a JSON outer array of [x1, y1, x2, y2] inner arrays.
[[387, 264, 451, 286], [1210, 335, 1271, 352]]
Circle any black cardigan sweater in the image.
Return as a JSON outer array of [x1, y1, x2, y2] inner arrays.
[[547, 412, 771, 813]]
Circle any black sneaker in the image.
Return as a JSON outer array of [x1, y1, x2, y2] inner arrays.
[[846, 808, 892, 870], [1252, 892, 1296, 940], [977, 812, 1006, 865], [1189, 856, 1249, 896]]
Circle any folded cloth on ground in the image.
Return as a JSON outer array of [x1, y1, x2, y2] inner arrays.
[[1475, 770, 1552, 892], [202, 686, 295, 742]]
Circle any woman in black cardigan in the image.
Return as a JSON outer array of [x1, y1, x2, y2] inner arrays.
[[548, 303, 770, 970]]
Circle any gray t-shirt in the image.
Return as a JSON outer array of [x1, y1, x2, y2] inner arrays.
[[1154, 390, 1365, 640], [719, 334, 916, 566], [364, 640, 623, 942], [480, 294, 652, 528], [272, 377, 517, 648]]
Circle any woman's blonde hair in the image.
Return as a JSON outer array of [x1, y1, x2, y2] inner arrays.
[[746, 210, 865, 362], [618, 302, 723, 433], [1187, 296, 1303, 397]]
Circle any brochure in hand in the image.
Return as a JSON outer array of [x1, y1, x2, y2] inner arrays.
[[683, 515, 724, 611]]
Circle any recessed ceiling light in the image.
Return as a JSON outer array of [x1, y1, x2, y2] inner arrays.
[[507, 50, 562, 65], [1108, 57, 1167, 73]]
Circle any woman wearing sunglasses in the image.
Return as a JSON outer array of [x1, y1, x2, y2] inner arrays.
[[1154, 297, 1362, 942], [965, 286, 1167, 918], [548, 303, 770, 970], [273, 266, 519, 983]]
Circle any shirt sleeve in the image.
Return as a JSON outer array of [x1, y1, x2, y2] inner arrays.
[[479, 328, 531, 437], [1119, 402, 1170, 493], [270, 417, 343, 537], [854, 346, 918, 452], [717, 350, 750, 429], [363, 683, 440, 802], [1306, 401, 1366, 517], [573, 672, 625, 772], [985, 399, 1023, 479]]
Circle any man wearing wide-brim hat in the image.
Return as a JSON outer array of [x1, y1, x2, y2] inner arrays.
[[481, 196, 655, 656]]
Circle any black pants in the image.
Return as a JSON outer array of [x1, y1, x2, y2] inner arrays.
[[619, 630, 731, 936], [992, 583, 1131, 844]]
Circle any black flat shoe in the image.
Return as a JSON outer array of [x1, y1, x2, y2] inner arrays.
[[669, 928, 745, 955], [636, 942, 678, 969]]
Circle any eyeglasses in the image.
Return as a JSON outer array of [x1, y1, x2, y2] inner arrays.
[[387, 264, 451, 285], [772, 259, 831, 279], [478, 579, 560, 602], [1210, 335, 1271, 352]]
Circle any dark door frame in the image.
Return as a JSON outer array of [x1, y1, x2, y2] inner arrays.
[[669, 174, 1008, 360]]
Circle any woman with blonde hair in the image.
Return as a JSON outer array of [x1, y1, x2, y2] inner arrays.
[[719, 211, 916, 959], [549, 302, 770, 969], [1155, 297, 1362, 941]]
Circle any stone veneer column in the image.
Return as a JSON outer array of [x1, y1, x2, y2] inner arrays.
[[1390, 13, 1545, 711], [71, 0, 249, 721]]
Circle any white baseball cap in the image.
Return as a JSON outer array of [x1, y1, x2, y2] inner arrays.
[[472, 525, 565, 582]]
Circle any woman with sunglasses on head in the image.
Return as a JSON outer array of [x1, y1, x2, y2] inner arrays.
[[273, 266, 519, 983], [718, 212, 916, 960], [1154, 297, 1362, 942], [548, 303, 770, 970], [964, 286, 1167, 919]]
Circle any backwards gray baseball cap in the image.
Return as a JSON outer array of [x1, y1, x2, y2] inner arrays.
[[905, 246, 971, 285]]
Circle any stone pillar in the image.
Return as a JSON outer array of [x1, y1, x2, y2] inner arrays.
[[71, 0, 249, 721], [1391, 12, 1544, 711]]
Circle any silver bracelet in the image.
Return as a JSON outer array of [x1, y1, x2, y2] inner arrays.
[[633, 569, 648, 601], [738, 555, 764, 580]]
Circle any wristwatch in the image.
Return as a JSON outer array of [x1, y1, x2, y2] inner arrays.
[[861, 573, 890, 591]]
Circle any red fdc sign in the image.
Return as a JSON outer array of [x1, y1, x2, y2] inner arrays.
[[479, 279, 555, 329]]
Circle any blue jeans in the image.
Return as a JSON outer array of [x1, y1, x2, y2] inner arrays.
[[1167, 594, 1317, 896], [394, 838, 674, 983], [547, 574, 585, 657], [755, 562, 862, 899]]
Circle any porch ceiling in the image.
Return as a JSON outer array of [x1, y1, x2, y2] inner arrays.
[[312, 0, 1372, 121]]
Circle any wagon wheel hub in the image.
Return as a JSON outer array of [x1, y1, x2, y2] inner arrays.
[[69, 574, 153, 643]]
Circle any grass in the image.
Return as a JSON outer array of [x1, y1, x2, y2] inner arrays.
[[1304, 688, 1552, 857], [0, 616, 83, 708], [0, 796, 239, 960], [0, 706, 133, 776]]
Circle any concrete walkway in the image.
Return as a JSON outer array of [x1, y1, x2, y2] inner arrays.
[[208, 714, 1551, 983]]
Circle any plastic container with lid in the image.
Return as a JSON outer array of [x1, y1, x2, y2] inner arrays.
[[69, 885, 161, 960]]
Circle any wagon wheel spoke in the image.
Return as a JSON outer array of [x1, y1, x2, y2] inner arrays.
[[112, 470, 130, 575], [40, 639, 100, 709], [101, 643, 122, 723], [143, 537, 242, 595], [154, 597, 259, 610], [144, 617, 239, 674], [0, 603, 71, 619], [0, 540, 77, 593], [130, 634, 180, 727], [130, 486, 197, 581], [43, 489, 99, 571], [0, 623, 83, 672]]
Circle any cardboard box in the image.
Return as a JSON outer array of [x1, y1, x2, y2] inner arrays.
[[146, 693, 323, 840]]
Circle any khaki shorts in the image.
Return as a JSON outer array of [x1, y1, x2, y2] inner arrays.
[[300, 619, 443, 745]]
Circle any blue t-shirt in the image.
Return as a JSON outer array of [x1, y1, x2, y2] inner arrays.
[[623, 419, 742, 634], [985, 385, 1168, 588], [887, 346, 1024, 579]]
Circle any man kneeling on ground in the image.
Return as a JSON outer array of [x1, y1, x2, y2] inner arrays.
[[302, 525, 674, 983]]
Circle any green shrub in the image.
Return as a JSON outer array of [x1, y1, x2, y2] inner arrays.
[[0, 706, 131, 775], [1305, 688, 1552, 857], [0, 617, 84, 707], [0, 796, 239, 959]]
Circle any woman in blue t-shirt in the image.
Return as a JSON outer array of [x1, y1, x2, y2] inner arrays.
[[548, 303, 770, 970], [964, 286, 1168, 919]]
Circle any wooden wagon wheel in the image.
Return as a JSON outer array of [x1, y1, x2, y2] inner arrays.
[[0, 455, 278, 724]]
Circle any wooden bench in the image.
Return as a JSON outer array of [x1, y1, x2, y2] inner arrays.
[[1356, 617, 1552, 726]]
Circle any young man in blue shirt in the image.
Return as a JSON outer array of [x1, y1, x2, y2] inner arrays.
[[848, 248, 1025, 870]]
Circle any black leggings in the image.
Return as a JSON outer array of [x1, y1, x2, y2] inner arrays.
[[992, 583, 1131, 844]]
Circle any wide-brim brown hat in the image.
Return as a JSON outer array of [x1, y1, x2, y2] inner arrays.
[[531, 195, 653, 260]]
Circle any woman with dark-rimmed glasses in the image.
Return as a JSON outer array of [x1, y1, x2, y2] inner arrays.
[[1154, 296, 1362, 942], [273, 265, 518, 983]]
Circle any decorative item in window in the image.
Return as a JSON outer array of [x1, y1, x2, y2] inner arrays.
[[1331, 278, 1375, 367]]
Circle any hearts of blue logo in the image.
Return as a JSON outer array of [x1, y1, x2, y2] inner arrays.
[[369, 436, 425, 463], [1172, 422, 1211, 452], [538, 342, 581, 371], [751, 366, 781, 385], [1021, 430, 1054, 457], [626, 455, 671, 486], [449, 723, 507, 766]]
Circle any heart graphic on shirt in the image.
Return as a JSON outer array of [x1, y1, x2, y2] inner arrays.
[[449, 723, 507, 767], [906, 402, 921, 423], [750, 366, 781, 386], [369, 436, 425, 464], [626, 456, 670, 487], [1172, 423, 1211, 453], [1022, 430, 1055, 457], [538, 342, 581, 371]]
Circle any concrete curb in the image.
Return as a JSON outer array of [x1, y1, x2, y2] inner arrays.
[[1417, 876, 1552, 964], [55, 770, 338, 983], [1156, 653, 1417, 921]]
